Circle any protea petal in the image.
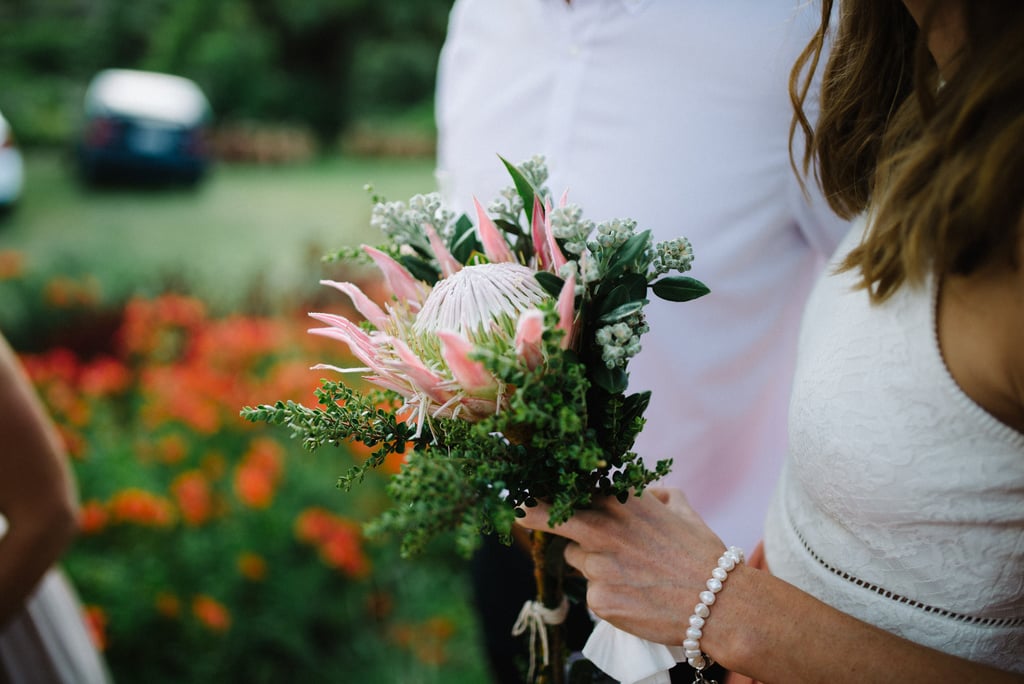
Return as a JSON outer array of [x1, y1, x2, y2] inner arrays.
[[437, 330, 496, 393], [473, 196, 515, 263], [558, 188, 570, 207], [307, 312, 382, 370], [363, 245, 428, 309], [544, 198, 568, 272], [424, 222, 462, 277], [514, 309, 545, 371], [530, 196, 550, 271], [319, 280, 389, 329], [556, 273, 577, 350], [385, 337, 453, 405]]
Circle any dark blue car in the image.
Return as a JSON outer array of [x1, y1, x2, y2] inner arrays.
[[77, 69, 213, 186]]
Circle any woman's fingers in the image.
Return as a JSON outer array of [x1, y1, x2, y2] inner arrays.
[[515, 501, 609, 546], [563, 541, 586, 576]]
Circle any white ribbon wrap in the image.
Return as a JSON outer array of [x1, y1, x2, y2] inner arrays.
[[582, 618, 686, 684], [511, 596, 570, 683]]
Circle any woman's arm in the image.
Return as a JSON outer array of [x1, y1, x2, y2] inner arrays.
[[0, 334, 79, 627], [517, 489, 1024, 683]]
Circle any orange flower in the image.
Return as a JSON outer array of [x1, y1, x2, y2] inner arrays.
[[43, 277, 76, 308], [192, 595, 231, 633], [155, 433, 189, 465], [233, 438, 284, 509], [79, 357, 130, 397], [233, 463, 275, 508], [319, 526, 370, 579], [108, 488, 175, 527], [118, 294, 207, 358], [0, 249, 24, 280], [295, 507, 370, 579], [237, 552, 267, 581], [170, 470, 213, 526], [294, 507, 334, 544], [82, 605, 109, 651], [155, 592, 181, 618], [79, 500, 108, 535], [242, 438, 284, 480]]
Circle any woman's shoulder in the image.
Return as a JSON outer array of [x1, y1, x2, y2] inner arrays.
[[936, 218, 1024, 435]]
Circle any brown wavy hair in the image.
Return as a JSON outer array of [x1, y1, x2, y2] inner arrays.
[[791, 0, 1024, 302]]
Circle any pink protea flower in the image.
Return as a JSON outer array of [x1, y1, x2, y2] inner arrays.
[[310, 253, 576, 436]]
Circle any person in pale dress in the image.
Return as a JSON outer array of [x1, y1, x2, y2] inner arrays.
[[519, 0, 1024, 680], [0, 333, 112, 683]]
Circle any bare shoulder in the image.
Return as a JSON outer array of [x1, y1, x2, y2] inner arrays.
[[936, 221, 1024, 434]]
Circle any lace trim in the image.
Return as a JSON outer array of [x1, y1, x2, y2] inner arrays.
[[793, 526, 1024, 628]]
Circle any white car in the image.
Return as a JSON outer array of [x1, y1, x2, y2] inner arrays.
[[0, 110, 24, 210]]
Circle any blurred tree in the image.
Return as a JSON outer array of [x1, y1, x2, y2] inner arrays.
[[0, 0, 453, 147]]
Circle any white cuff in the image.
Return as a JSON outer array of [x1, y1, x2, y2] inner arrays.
[[581, 618, 685, 684]]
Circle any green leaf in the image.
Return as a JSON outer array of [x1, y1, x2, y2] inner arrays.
[[534, 271, 565, 298], [621, 391, 651, 423], [598, 273, 648, 307], [495, 218, 525, 237], [605, 230, 651, 280], [591, 365, 628, 394], [449, 213, 482, 264], [598, 300, 646, 324], [499, 155, 537, 227], [650, 276, 710, 302], [399, 254, 440, 285]]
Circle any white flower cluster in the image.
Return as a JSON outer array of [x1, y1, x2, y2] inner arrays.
[[549, 204, 595, 255], [370, 192, 456, 246], [488, 186, 525, 225], [489, 154, 552, 224], [591, 218, 638, 254], [595, 311, 649, 369], [650, 237, 694, 277], [517, 154, 550, 190]]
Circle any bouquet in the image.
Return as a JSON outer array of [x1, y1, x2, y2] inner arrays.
[[242, 156, 708, 683]]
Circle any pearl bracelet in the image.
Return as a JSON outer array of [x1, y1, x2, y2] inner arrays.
[[683, 545, 745, 673]]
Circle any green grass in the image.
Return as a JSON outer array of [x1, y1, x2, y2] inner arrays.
[[0, 151, 437, 311]]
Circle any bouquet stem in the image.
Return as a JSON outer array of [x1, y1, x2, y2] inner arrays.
[[530, 530, 567, 684]]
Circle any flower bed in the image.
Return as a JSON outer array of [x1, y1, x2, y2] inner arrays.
[[11, 284, 487, 683]]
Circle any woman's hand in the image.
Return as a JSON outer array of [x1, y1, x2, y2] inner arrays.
[[516, 488, 725, 645]]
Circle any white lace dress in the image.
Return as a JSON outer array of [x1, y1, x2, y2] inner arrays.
[[763, 221, 1024, 672]]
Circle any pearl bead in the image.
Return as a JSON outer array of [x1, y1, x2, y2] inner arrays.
[[685, 649, 702, 660], [689, 615, 705, 629], [694, 603, 710, 619], [711, 567, 728, 582], [717, 556, 736, 571], [699, 590, 716, 606], [686, 626, 702, 640], [688, 655, 707, 670], [683, 638, 700, 651], [707, 578, 723, 593]]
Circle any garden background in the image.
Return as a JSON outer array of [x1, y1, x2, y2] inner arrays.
[[0, 1, 495, 681]]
